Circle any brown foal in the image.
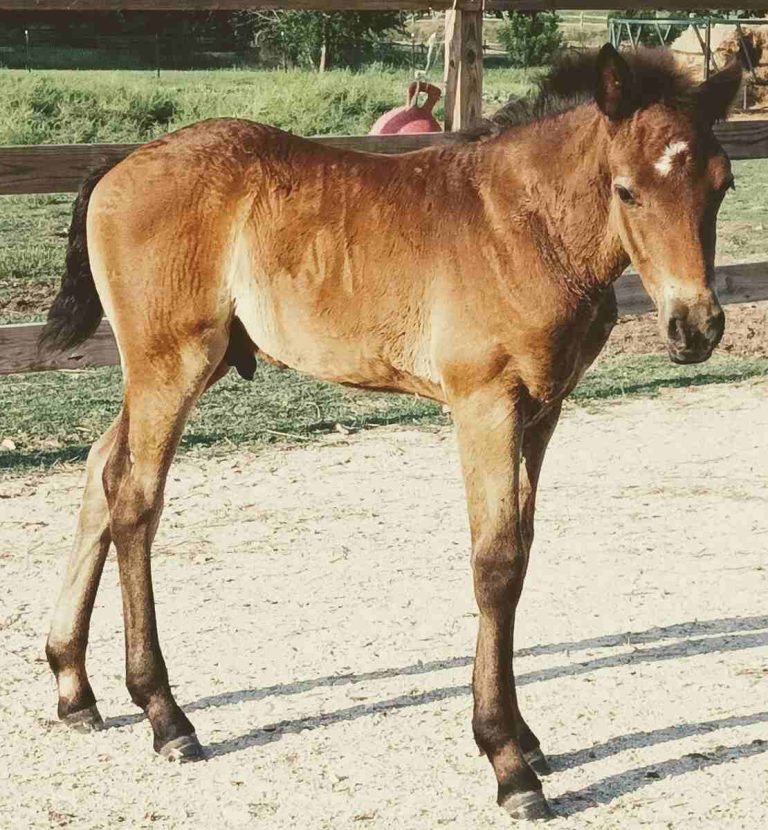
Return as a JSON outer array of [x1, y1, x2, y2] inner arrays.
[[41, 46, 741, 820]]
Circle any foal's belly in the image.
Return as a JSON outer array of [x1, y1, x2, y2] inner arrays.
[[229, 262, 443, 400]]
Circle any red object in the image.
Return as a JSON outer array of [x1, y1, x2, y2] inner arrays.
[[369, 82, 442, 135]]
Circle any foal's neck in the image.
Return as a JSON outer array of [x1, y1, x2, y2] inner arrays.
[[490, 104, 629, 299]]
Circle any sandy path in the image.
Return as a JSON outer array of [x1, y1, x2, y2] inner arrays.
[[1, 379, 767, 829]]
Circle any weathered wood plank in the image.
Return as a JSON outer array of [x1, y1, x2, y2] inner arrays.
[[0, 143, 137, 195], [0, 133, 471, 195], [0, 320, 119, 375], [0, 1, 483, 10], [714, 119, 768, 161], [484, 0, 764, 8], [444, 8, 483, 131], [1, 1, 764, 11], [1, 119, 765, 196], [615, 261, 768, 316], [3, 262, 767, 376]]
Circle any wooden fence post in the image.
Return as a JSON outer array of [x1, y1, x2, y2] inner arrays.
[[444, 6, 483, 131]]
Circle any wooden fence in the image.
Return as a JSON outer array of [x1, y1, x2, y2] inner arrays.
[[1, 0, 768, 375]]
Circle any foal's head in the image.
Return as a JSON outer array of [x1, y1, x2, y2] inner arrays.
[[593, 45, 741, 363]]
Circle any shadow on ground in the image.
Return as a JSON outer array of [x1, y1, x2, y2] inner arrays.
[[103, 613, 768, 816], [552, 734, 768, 816]]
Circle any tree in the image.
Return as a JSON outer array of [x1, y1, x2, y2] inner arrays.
[[497, 12, 563, 69], [240, 11, 405, 71]]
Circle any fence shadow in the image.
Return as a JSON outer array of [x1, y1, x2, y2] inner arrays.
[[121, 614, 768, 760], [104, 614, 768, 732], [553, 729, 768, 816], [174, 613, 768, 717], [549, 709, 768, 772]]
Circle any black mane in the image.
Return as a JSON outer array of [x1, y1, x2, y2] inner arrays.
[[479, 47, 699, 137]]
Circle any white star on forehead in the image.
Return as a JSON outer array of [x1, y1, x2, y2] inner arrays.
[[654, 141, 689, 176]]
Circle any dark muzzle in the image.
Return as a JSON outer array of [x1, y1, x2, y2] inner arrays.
[[666, 304, 725, 365]]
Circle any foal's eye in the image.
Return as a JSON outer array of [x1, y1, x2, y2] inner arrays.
[[614, 184, 637, 205]]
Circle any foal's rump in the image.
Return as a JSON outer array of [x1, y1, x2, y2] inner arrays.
[[39, 119, 263, 366]]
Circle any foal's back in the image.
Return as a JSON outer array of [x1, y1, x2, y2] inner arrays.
[[88, 117, 502, 399]]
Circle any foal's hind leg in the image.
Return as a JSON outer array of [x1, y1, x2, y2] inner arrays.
[[513, 403, 562, 778], [46, 416, 120, 730], [104, 340, 225, 760]]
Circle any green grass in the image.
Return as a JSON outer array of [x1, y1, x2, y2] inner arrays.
[[1, 353, 767, 476], [0, 361, 445, 474], [573, 353, 768, 402], [0, 66, 537, 146], [0, 193, 70, 322], [717, 158, 768, 264]]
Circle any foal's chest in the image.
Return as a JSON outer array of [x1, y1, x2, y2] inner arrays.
[[521, 289, 618, 410]]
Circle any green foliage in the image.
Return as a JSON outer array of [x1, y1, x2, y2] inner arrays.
[[0, 76, 180, 144], [497, 12, 563, 69], [238, 11, 405, 70], [0, 68, 408, 146], [0, 66, 540, 147], [0, 10, 410, 71]]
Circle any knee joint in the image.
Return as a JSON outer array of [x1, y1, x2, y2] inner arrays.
[[472, 533, 526, 604], [472, 533, 525, 576]]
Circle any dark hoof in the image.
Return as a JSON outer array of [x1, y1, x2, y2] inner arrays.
[[524, 747, 553, 776], [499, 790, 554, 821], [60, 704, 104, 733], [158, 733, 205, 763]]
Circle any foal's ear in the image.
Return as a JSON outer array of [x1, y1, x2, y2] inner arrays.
[[695, 59, 743, 123], [595, 43, 635, 120]]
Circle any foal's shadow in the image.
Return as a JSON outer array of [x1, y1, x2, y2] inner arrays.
[[104, 613, 768, 814]]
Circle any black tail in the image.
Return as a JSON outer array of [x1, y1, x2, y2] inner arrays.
[[39, 161, 117, 352]]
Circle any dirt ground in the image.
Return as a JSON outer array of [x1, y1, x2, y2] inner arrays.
[[1, 379, 767, 829]]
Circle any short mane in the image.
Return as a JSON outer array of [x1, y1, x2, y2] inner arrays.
[[479, 48, 699, 137]]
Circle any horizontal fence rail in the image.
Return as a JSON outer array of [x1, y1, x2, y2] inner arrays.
[[0, 133, 465, 195], [1, 120, 766, 195], [3, 1, 768, 11], [4, 261, 767, 375], [1, 1, 509, 10]]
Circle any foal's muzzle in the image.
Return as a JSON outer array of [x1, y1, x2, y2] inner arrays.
[[665, 302, 725, 365]]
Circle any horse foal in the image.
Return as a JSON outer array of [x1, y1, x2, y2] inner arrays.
[[41, 46, 741, 820]]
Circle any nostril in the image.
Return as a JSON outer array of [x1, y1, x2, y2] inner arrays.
[[667, 315, 686, 345]]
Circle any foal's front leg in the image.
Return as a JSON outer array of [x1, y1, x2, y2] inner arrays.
[[451, 384, 552, 821]]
